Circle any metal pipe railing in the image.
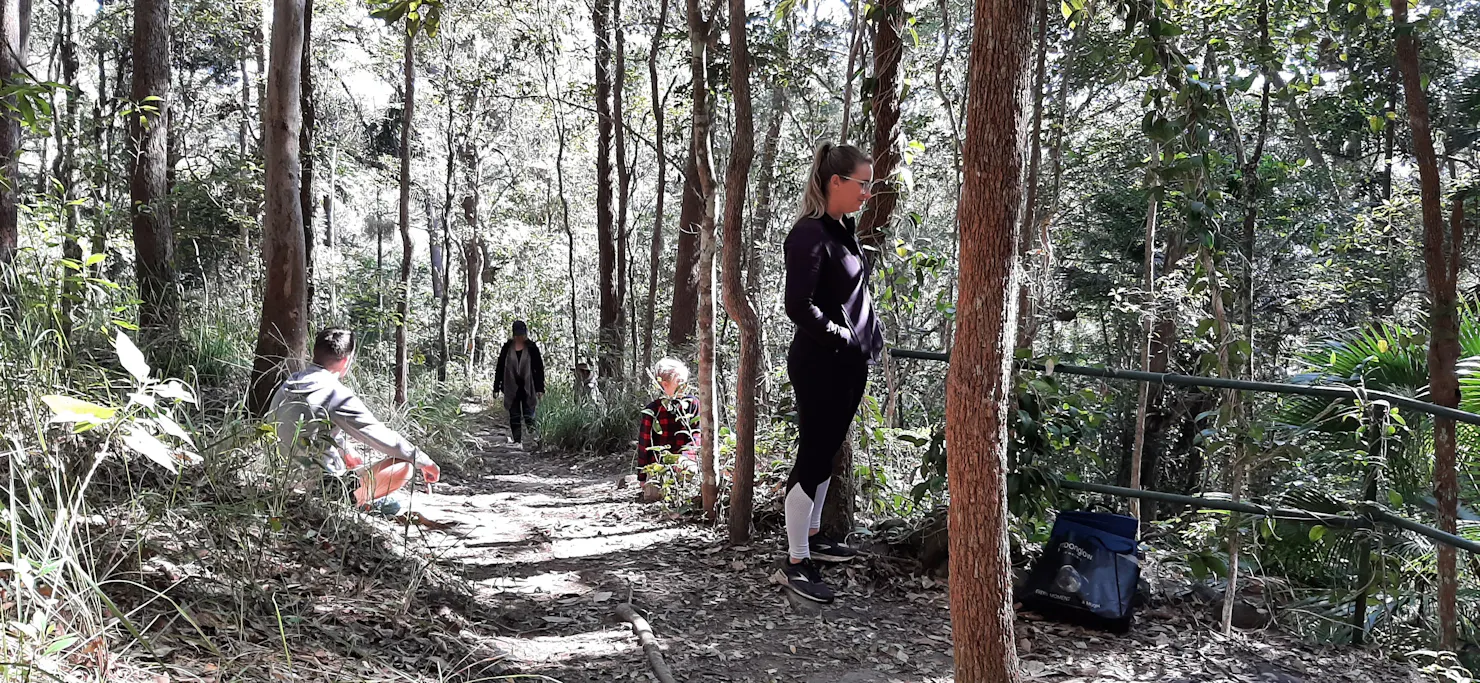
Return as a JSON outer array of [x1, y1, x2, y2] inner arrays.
[[888, 348, 1480, 427], [891, 347, 1480, 556], [1055, 480, 1370, 529]]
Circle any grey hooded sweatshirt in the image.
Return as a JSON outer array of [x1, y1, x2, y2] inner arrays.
[[269, 365, 433, 475]]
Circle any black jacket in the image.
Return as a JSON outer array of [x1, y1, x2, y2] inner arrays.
[[783, 213, 885, 361], [494, 340, 546, 398]]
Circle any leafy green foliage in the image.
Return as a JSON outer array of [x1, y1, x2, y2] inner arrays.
[[0, 77, 65, 134], [1276, 304, 1480, 503], [537, 382, 645, 455], [370, 0, 444, 38]]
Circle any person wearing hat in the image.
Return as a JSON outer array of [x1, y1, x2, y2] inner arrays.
[[493, 321, 546, 445], [574, 359, 603, 405]]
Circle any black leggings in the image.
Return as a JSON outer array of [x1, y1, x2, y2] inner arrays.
[[785, 343, 868, 498]]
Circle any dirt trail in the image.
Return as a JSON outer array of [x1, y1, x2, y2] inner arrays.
[[93, 407, 1442, 683], [405, 415, 956, 682], [392, 412, 1431, 683]]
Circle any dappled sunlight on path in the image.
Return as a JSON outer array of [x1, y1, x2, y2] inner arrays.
[[396, 415, 959, 682], [371, 410, 1434, 683]]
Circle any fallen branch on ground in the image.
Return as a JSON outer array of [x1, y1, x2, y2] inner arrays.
[[615, 603, 678, 683]]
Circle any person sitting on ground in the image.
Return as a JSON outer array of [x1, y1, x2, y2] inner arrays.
[[271, 327, 441, 517], [493, 320, 546, 446], [636, 358, 701, 485]]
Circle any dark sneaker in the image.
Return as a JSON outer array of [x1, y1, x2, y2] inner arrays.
[[776, 558, 834, 604], [809, 533, 859, 563], [321, 473, 356, 502], [358, 497, 403, 518]]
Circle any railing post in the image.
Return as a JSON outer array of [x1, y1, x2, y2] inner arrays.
[[1351, 406, 1383, 645]]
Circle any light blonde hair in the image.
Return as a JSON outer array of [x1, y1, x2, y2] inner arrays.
[[652, 358, 690, 385], [795, 142, 872, 222]]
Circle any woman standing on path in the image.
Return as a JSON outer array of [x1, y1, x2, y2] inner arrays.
[[775, 143, 885, 604], [494, 321, 546, 446]]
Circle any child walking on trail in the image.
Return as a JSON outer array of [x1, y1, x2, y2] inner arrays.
[[271, 327, 442, 517], [493, 321, 546, 446], [635, 358, 701, 487], [774, 143, 885, 604]]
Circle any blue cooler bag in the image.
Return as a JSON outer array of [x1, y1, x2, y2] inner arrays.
[[1025, 510, 1141, 632]]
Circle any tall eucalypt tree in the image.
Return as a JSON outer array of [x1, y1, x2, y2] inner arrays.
[[371, 0, 442, 406]]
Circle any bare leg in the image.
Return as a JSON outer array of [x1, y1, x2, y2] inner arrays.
[[354, 460, 414, 506]]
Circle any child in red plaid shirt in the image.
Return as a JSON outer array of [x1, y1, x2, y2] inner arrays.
[[637, 358, 701, 482]]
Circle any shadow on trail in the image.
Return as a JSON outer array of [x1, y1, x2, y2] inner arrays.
[[405, 416, 960, 683], [414, 412, 1440, 683]]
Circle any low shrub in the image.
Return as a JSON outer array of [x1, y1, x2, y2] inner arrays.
[[536, 382, 645, 458]]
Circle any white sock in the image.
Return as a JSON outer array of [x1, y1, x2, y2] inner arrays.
[[785, 484, 815, 561], [808, 479, 831, 534]]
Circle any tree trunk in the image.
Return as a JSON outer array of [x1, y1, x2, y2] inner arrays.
[[427, 209, 441, 296], [299, 0, 314, 319], [946, 0, 1031, 677], [394, 31, 414, 407], [819, 440, 854, 537], [746, 82, 785, 410], [829, 0, 906, 535], [837, 0, 862, 143], [0, 0, 29, 263], [1014, 0, 1047, 352], [238, 29, 252, 261], [436, 85, 455, 382], [687, 0, 718, 518], [57, 0, 79, 339], [1197, 244, 1245, 635], [1220, 462, 1247, 631], [553, 97, 579, 367], [668, 138, 701, 349], [1241, 82, 1270, 375], [238, 19, 250, 157], [253, 3, 264, 135], [435, 213, 451, 381], [131, 0, 174, 337], [376, 207, 384, 314], [324, 146, 335, 247], [1212, 4, 1271, 597], [246, 0, 307, 418], [1127, 142, 1159, 520], [626, 162, 639, 380], [722, 0, 759, 545], [932, 0, 962, 349], [89, 0, 107, 276], [595, 0, 619, 379], [612, 0, 630, 380], [463, 198, 482, 376], [1240, 0, 1271, 378], [642, 0, 669, 372], [857, 0, 902, 250], [1392, 0, 1459, 649], [747, 83, 784, 295]]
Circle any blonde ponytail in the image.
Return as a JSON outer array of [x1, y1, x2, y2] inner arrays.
[[794, 142, 871, 222]]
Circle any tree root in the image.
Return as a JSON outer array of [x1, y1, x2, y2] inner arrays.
[[615, 603, 678, 683]]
